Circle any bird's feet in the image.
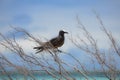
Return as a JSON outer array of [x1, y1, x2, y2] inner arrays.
[[57, 49, 62, 53]]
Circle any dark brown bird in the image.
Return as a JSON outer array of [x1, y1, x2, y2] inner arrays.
[[34, 30, 68, 53]]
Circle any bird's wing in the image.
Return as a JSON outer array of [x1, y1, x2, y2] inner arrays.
[[50, 37, 59, 48]]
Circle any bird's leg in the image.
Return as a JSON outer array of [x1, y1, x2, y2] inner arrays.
[[57, 49, 62, 53], [57, 49, 68, 54]]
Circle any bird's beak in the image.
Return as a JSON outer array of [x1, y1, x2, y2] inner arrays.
[[64, 31, 68, 34]]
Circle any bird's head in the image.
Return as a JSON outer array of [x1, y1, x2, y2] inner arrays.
[[59, 30, 68, 36]]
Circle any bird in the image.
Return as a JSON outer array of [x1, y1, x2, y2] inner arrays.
[[33, 30, 68, 53]]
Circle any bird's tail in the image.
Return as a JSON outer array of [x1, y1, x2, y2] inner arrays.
[[33, 46, 42, 49], [33, 46, 44, 53]]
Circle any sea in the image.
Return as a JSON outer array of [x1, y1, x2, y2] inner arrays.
[[0, 72, 120, 80]]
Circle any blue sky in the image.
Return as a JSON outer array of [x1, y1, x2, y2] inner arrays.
[[0, 0, 120, 70]]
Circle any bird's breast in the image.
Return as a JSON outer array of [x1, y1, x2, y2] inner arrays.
[[54, 37, 64, 48], [49, 35, 65, 48]]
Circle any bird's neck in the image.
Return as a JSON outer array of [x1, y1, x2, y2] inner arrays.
[[59, 34, 64, 39]]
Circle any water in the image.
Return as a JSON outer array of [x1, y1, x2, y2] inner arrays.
[[0, 72, 120, 80]]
